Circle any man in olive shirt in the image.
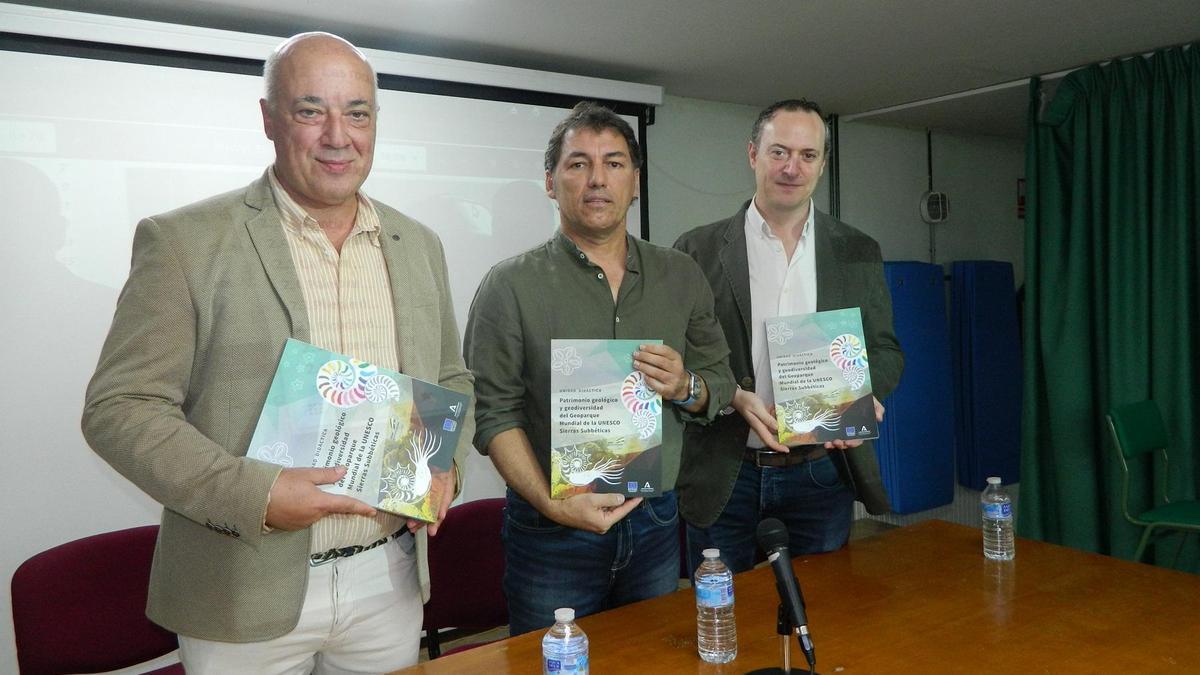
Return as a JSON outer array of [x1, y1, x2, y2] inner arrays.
[[464, 102, 734, 635]]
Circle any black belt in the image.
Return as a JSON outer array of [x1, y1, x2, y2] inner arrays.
[[309, 531, 404, 567], [744, 446, 829, 468]]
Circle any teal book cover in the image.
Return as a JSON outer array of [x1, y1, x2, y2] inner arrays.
[[248, 338, 469, 522], [765, 307, 878, 444], [549, 339, 663, 498]]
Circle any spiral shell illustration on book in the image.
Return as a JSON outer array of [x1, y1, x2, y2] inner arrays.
[[379, 422, 444, 514], [829, 333, 868, 391]]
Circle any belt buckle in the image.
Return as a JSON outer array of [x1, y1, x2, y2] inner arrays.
[[309, 544, 360, 568], [753, 450, 786, 468], [309, 550, 340, 568]]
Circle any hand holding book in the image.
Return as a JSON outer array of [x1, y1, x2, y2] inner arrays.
[[265, 465, 377, 531]]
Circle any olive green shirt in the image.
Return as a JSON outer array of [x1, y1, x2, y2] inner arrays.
[[465, 230, 735, 490]]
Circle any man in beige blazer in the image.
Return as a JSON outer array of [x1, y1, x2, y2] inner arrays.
[[82, 33, 473, 673]]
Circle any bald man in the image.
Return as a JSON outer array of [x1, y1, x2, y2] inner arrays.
[[83, 33, 474, 672]]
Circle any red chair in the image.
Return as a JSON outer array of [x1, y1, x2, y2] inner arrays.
[[11, 525, 183, 675], [422, 497, 508, 658]]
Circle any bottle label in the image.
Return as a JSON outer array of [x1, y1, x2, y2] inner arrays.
[[696, 581, 734, 608], [544, 654, 589, 673], [983, 502, 1012, 520]]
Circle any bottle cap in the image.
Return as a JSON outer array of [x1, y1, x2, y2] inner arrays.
[[554, 607, 575, 623], [702, 548, 720, 559], [986, 476, 1001, 485]]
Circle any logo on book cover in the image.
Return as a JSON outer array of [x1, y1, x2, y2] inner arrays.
[[627, 481, 638, 492], [443, 419, 457, 432], [766, 321, 794, 346], [860, 425, 870, 434], [254, 441, 294, 467], [449, 402, 464, 418], [641, 482, 654, 493], [550, 346, 583, 376], [845, 426, 857, 437]]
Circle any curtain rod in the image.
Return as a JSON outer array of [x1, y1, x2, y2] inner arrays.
[[842, 42, 1191, 123]]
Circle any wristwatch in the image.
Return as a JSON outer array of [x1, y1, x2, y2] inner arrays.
[[671, 370, 700, 407]]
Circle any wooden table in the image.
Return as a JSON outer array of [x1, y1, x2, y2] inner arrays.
[[397, 520, 1200, 674]]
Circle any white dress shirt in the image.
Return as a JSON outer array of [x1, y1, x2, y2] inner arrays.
[[745, 198, 817, 448]]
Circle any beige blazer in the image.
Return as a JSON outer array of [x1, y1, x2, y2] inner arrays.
[[82, 173, 475, 642]]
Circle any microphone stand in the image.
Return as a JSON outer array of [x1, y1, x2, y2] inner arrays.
[[745, 603, 817, 675]]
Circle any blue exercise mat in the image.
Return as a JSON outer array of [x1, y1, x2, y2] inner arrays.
[[876, 262, 955, 514]]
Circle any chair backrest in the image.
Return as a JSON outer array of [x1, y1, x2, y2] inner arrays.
[[422, 497, 508, 633], [1107, 400, 1169, 460], [11, 525, 179, 675]]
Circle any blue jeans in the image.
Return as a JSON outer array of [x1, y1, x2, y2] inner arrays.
[[502, 488, 681, 636], [686, 453, 854, 577]]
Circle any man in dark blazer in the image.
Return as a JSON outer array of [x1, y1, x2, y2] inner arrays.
[[674, 99, 903, 574]]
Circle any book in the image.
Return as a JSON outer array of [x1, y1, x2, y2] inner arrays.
[[765, 308, 878, 444], [549, 339, 663, 498], [247, 338, 469, 522]]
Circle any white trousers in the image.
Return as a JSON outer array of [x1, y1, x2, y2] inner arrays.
[[179, 535, 422, 675]]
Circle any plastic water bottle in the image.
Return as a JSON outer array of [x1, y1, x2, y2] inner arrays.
[[542, 607, 589, 674], [694, 548, 737, 663], [981, 476, 1015, 561]]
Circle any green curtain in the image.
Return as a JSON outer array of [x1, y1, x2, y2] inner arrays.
[[1021, 44, 1199, 569]]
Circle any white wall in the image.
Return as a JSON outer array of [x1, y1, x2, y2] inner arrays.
[[838, 121, 932, 260], [837, 120, 1026, 281], [929, 130, 1026, 286], [645, 94, 759, 245]]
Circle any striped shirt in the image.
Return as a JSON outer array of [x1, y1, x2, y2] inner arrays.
[[268, 167, 404, 553]]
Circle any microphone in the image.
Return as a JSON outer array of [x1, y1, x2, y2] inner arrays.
[[756, 518, 816, 672]]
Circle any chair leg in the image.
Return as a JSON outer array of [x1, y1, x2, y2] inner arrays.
[[1133, 526, 1156, 563], [427, 629, 442, 659], [1170, 532, 1191, 569]]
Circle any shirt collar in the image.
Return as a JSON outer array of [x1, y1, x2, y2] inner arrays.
[[267, 166, 381, 242], [552, 229, 640, 274], [745, 197, 814, 242]]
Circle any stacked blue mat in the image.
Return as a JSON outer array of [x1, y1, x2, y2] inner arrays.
[[950, 261, 1022, 490], [876, 262, 955, 514]]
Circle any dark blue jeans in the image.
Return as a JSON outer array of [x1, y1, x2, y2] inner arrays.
[[686, 453, 854, 577], [502, 488, 681, 636]]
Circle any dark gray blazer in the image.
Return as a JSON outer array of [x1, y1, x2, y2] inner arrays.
[[673, 203, 904, 526]]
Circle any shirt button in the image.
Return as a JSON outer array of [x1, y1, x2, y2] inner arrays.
[[597, 273, 604, 280], [615, 316, 621, 323]]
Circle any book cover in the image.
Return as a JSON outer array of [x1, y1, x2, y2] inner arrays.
[[766, 308, 878, 444], [549, 339, 663, 498], [248, 338, 469, 522]]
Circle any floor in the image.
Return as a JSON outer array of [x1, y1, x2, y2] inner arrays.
[[418, 517, 898, 662]]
